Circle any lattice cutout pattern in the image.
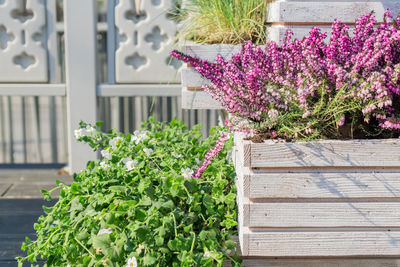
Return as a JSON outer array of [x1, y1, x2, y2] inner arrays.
[[115, 0, 181, 83], [0, 0, 48, 82]]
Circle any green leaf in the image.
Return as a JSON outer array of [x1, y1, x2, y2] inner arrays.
[[105, 213, 115, 224], [76, 230, 89, 241], [41, 190, 51, 201], [167, 239, 178, 251], [109, 186, 126, 194], [86, 161, 95, 169], [184, 179, 198, 193], [71, 197, 83, 212], [155, 236, 164, 246], [143, 254, 157, 266], [138, 197, 152, 206], [225, 239, 237, 249], [55, 180, 65, 186], [161, 200, 174, 211], [198, 231, 208, 241], [93, 234, 111, 251], [135, 209, 147, 222], [136, 227, 150, 241], [70, 183, 81, 194], [202, 195, 213, 207]]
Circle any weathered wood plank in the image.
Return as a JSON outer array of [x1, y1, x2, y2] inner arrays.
[[181, 87, 222, 109], [247, 139, 400, 168], [246, 172, 400, 199], [0, 199, 57, 212], [182, 44, 241, 62], [243, 202, 400, 228], [244, 229, 400, 257], [0, 184, 11, 197], [0, 235, 35, 261], [2, 183, 62, 199], [224, 258, 400, 267], [181, 68, 212, 88], [267, 25, 334, 42], [267, 1, 400, 23]]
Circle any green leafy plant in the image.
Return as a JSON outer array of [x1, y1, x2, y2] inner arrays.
[[176, 0, 271, 44], [17, 118, 240, 266]]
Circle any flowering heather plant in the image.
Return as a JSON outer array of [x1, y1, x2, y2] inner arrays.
[[172, 11, 400, 140], [17, 118, 240, 266]]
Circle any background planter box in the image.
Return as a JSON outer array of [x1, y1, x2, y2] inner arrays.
[[180, 43, 240, 109], [233, 133, 400, 258]]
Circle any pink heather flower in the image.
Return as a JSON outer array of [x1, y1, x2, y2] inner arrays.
[[338, 115, 345, 126], [194, 132, 230, 179], [171, 11, 400, 134], [385, 9, 393, 19]]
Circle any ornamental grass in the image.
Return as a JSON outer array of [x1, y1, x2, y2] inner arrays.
[[176, 0, 270, 44]]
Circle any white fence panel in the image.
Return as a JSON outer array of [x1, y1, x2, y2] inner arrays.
[[0, 0, 48, 82], [115, 0, 181, 83]]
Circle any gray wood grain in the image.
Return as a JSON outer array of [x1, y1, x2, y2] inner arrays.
[[247, 139, 400, 168]]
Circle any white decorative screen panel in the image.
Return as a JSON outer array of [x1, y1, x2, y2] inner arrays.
[[0, 0, 48, 82], [115, 0, 181, 83]]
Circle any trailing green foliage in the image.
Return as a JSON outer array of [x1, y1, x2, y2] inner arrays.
[[17, 118, 240, 266], [176, 0, 270, 44]]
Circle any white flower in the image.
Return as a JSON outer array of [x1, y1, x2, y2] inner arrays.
[[118, 157, 131, 167], [126, 256, 137, 267], [125, 160, 138, 171], [143, 147, 153, 156], [85, 126, 96, 137], [195, 158, 201, 165], [100, 161, 110, 170], [67, 265, 71, 267], [181, 168, 194, 179], [98, 228, 114, 235], [149, 139, 157, 145], [101, 149, 112, 160], [172, 152, 182, 158], [74, 128, 85, 139], [131, 130, 148, 145], [136, 243, 145, 254], [204, 251, 211, 258], [109, 136, 124, 150]]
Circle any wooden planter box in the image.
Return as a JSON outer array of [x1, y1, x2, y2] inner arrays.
[[180, 43, 240, 109], [233, 133, 400, 258]]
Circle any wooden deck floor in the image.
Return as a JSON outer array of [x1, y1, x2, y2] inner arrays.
[[0, 169, 72, 266]]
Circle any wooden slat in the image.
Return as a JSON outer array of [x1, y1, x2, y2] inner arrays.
[[98, 84, 181, 97], [246, 139, 400, 168], [0, 84, 66, 96], [245, 172, 400, 199], [243, 202, 400, 228], [267, 1, 400, 23], [243, 229, 400, 257], [181, 68, 211, 88], [182, 44, 241, 62], [224, 258, 400, 267], [268, 25, 334, 42], [181, 87, 222, 109]]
